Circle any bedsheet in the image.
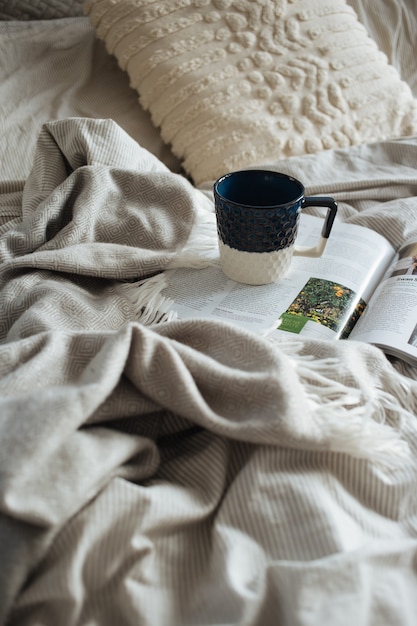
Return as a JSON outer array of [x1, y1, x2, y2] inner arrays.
[[0, 17, 182, 183], [1, 117, 417, 625], [348, 0, 417, 96]]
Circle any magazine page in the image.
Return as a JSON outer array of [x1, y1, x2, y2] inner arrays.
[[273, 216, 395, 340], [161, 215, 395, 337], [349, 242, 417, 365]]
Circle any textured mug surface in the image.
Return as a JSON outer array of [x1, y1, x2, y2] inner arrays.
[[214, 170, 304, 284], [213, 169, 337, 285]]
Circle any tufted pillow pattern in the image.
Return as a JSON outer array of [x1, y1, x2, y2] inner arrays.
[[84, 0, 417, 184]]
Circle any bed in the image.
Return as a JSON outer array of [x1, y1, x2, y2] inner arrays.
[[1, 1, 417, 624]]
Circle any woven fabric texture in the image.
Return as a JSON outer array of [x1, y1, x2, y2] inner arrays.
[[0, 0, 84, 20]]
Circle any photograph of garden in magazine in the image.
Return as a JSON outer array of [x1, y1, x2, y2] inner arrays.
[[160, 214, 417, 366]]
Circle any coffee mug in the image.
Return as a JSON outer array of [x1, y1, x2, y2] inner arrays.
[[213, 169, 337, 285]]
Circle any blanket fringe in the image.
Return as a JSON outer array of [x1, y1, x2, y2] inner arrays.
[[273, 335, 414, 468], [119, 274, 178, 325], [119, 199, 219, 324]]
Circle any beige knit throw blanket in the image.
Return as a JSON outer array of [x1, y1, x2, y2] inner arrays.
[[0, 119, 416, 622]]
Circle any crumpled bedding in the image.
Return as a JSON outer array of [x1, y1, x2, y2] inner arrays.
[[1, 117, 417, 625], [0, 0, 84, 20], [0, 18, 182, 184]]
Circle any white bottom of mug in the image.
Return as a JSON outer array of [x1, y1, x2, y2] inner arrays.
[[218, 241, 293, 285]]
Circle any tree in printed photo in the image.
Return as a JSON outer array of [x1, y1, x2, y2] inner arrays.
[[283, 278, 359, 333]]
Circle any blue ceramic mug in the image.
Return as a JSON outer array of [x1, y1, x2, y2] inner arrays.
[[213, 169, 337, 285]]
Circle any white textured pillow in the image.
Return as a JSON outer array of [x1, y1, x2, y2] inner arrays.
[[84, 0, 417, 184]]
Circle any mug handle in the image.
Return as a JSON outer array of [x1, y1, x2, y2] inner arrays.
[[293, 196, 338, 258]]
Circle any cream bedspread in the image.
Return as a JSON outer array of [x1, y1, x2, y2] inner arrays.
[[1, 118, 417, 625]]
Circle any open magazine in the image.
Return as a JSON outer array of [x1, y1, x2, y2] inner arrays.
[[161, 214, 417, 366]]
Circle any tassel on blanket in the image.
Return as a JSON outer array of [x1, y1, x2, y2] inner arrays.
[[271, 334, 414, 468], [119, 274, 178, 326], [119, 190, 218, 324]]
